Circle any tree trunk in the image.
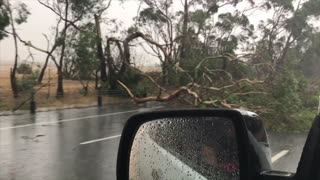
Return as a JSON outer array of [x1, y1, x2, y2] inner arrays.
[[109, 75, 118, 90], [56, 0, 69, 98], [56, 67, 64, 98], [94, 14, 108, 82], [179, 0, 189, 67], [83, 85, 88, 96], [56, 48, 66, 98], [162, 62, 170, 86], [222, 58, 228, 70], [10, 68, 18, 97], [38, 44, 58, 83], [106, 38, 121, 90], [38, 57, 49, 83], [47, 67, 51, 98], [7, 0, 19, 98], [95, 69, 99, 89]]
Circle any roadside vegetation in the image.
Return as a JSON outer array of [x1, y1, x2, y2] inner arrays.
[[0, 0, 320, 131]]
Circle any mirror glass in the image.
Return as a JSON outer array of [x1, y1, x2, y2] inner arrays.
[[129, 117, 240, 180]]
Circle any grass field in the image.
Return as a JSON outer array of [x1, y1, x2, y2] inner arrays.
[[0, 64, 130, 111]]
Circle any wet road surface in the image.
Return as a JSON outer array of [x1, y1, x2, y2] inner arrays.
[[269, 131, 308, 173], [0, 104, 309, 179], [0, 104, 162, 180]]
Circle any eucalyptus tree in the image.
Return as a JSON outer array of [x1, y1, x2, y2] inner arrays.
[[2, 0, 30, 97], [131, 0, 258, 83], [0, 0, 9, 40], [38, 0, 109, 97], [64, 23, 99, 95], [254, 0, 320, 78]]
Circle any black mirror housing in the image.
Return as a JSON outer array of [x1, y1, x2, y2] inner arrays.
[[116, 109, 253, 180]]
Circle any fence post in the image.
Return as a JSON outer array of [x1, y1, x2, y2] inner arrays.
[[30, 92, 36, 114], [97, 85, 102, 107]]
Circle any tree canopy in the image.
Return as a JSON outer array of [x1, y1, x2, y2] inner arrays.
[[0, 0, 9, 39]]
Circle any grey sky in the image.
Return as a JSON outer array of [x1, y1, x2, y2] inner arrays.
[[0, 0, 140, 65]]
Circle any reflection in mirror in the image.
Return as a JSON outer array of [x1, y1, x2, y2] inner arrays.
[[129, 117, 240, 180]]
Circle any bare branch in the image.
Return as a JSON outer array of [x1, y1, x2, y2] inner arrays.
[[2, 30, 59, 67], [232, 92, 268, 96], [205, 67, 233, 81], [38, 0, 83, 31], [42, 33, 50, 51], [197, 79, 264, 92], [118, 80, 199, 104], [96, 0, 112, 17]]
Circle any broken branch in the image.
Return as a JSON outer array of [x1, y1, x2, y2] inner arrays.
[[117, 80, 198, 104]]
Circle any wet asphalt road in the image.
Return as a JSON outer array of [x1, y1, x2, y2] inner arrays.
[[0, 104, 309, 180], [269, 131, 307, 172], [0, 104, 162, 180]]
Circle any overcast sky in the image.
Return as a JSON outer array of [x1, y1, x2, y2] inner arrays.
[[0, 0, 140, 66]]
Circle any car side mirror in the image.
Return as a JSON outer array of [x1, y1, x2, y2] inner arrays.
[[116, 109, 252, 180], [294, 114, 320, 180]]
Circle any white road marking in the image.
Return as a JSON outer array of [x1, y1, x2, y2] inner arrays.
[[79, 135, 122, 145], [0, 106, 162, 131], [272, 150, 289, 163]]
